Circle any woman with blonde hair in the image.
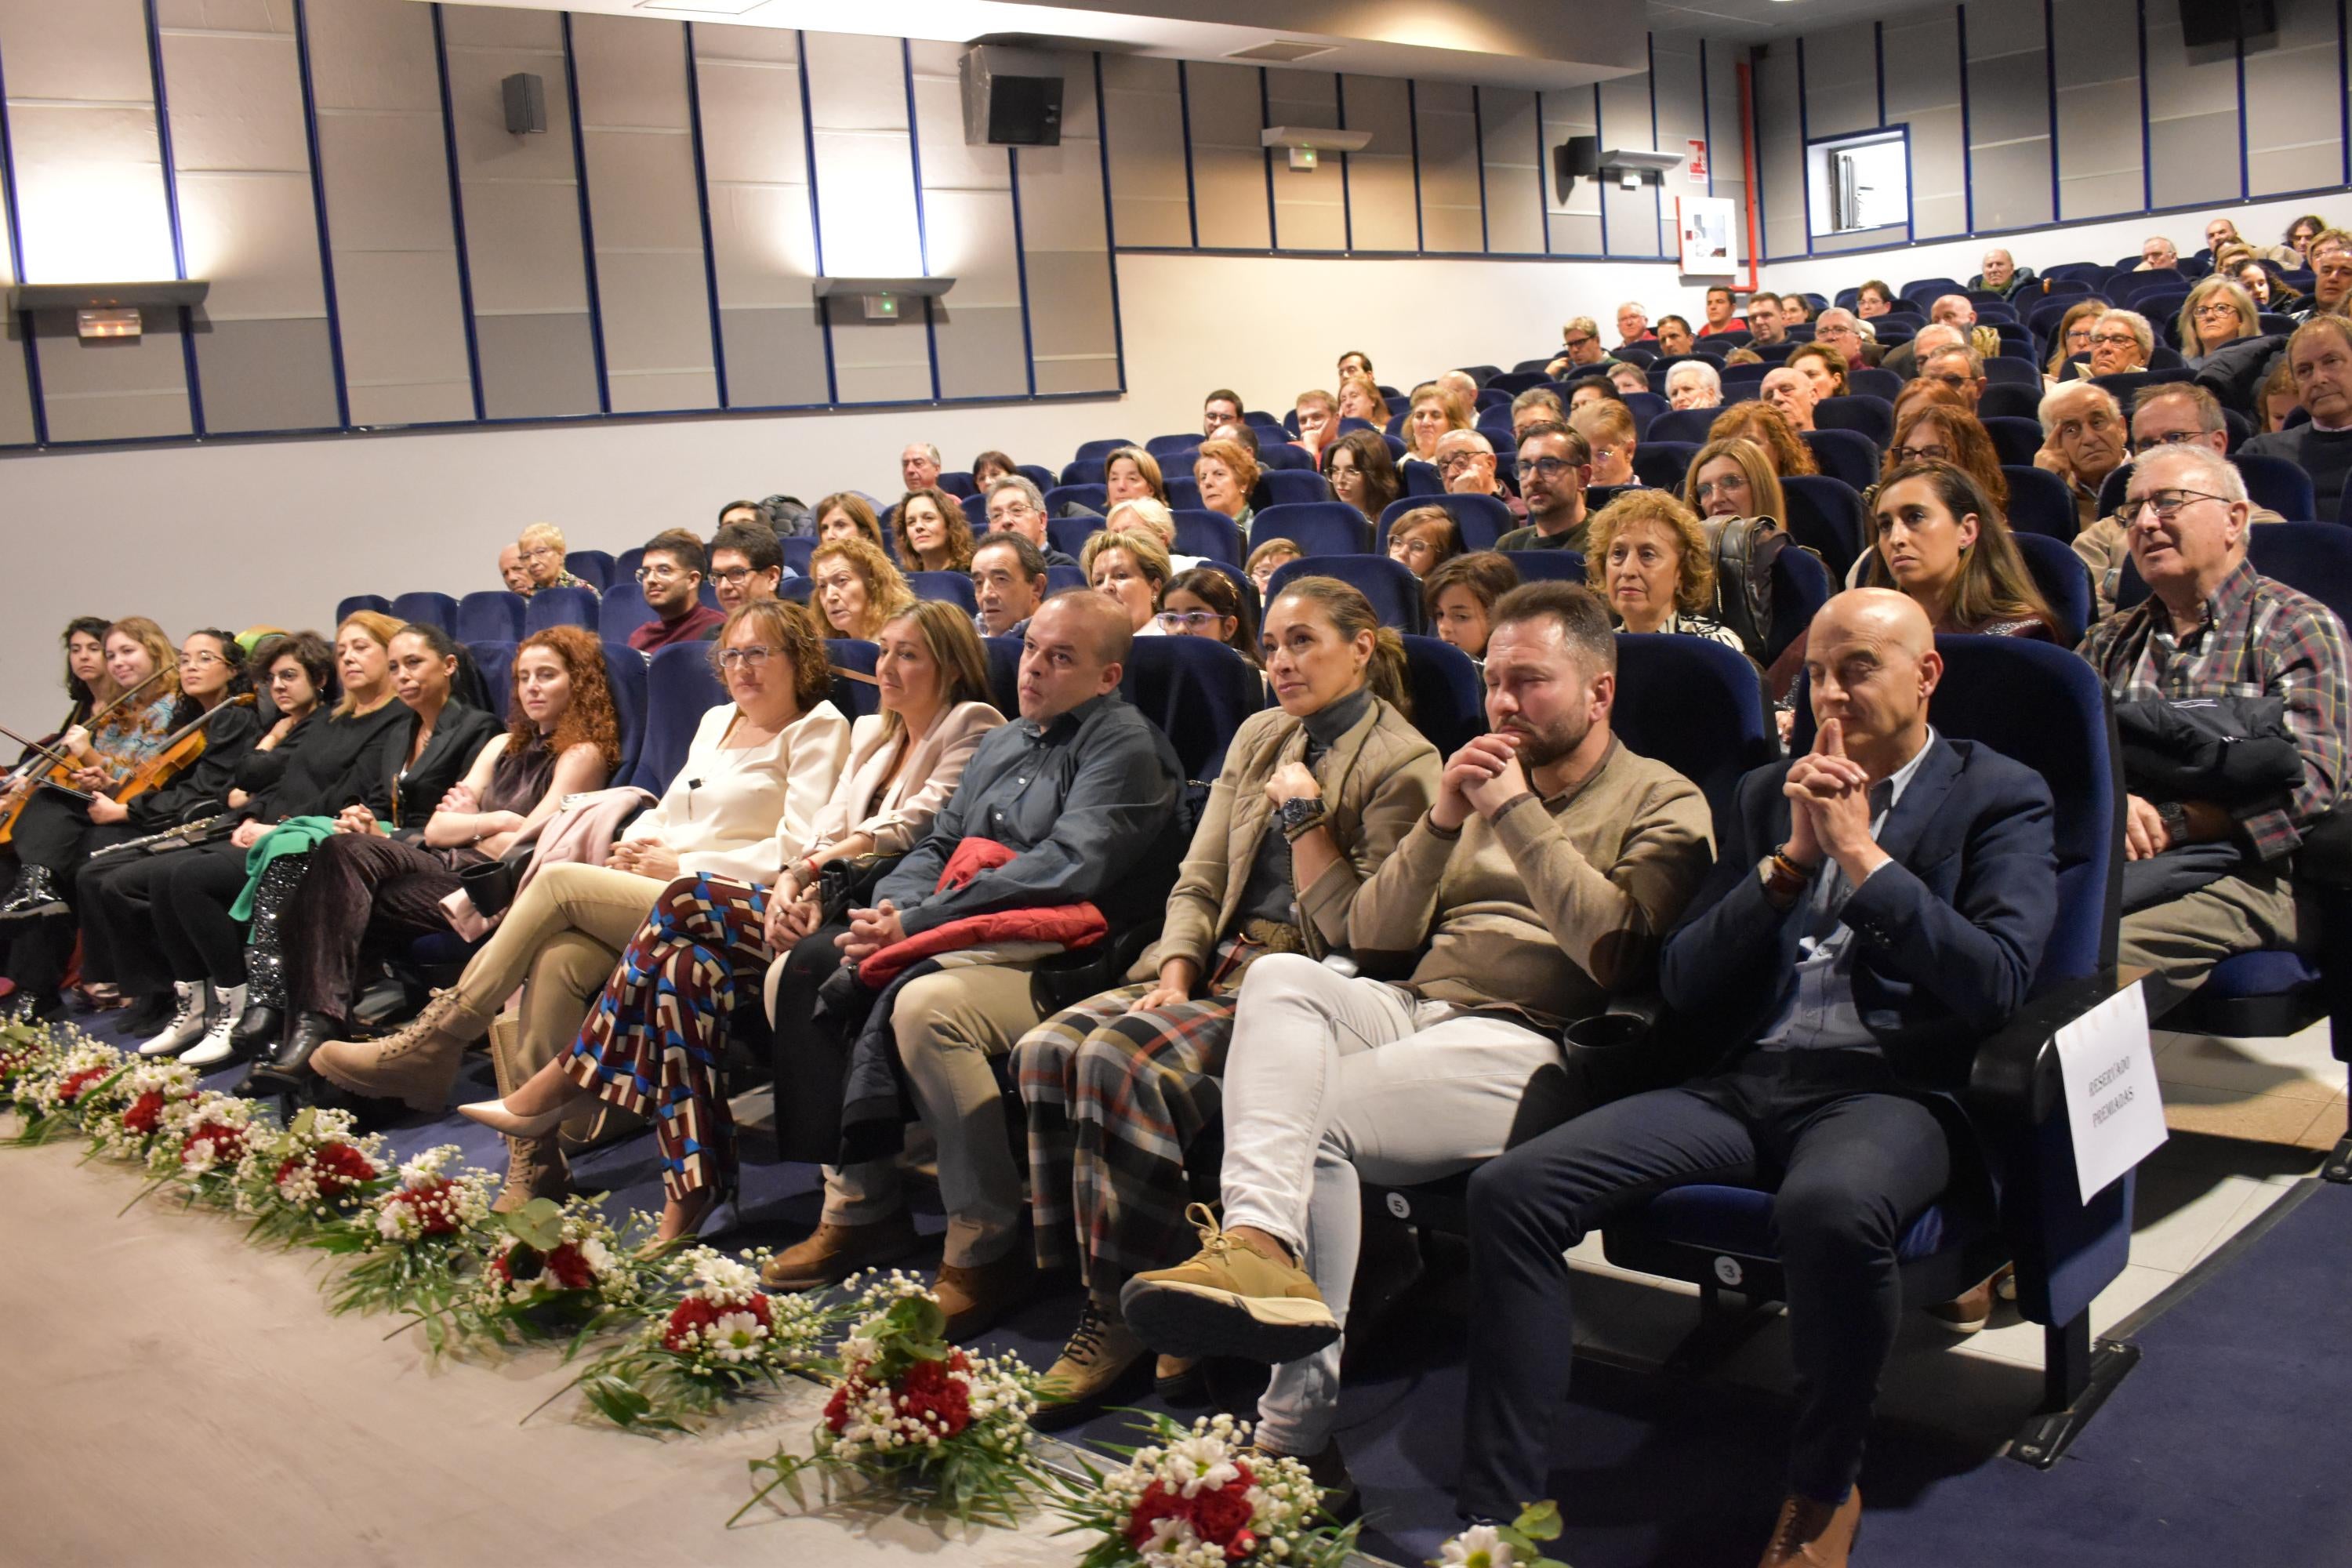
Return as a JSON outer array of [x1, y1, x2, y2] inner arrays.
[[1082, 528, 1174, 633], [1337, 374, 1391, 426], [810, 535, 916, 640], [2045, 300, 2109, 381], [1681, 436, 1788, 524], [2179, 276, 2260, 363], [1193, 437, 1261, 538], [814, 492, 889, 553], [1102, 446, 1169, 508], [1785, 342, 1850, 400], [1011, 572, 1439, 1410], [892, 485, 976, 574], [1402, 383, 1474, 464], [1584, 491, 1744, 646], [1705, 401, 1818, 478]]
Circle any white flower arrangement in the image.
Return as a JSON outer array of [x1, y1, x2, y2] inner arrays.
[[230, 1105, 387, 1243], [1051, 1411, 1356, 1568], [9, 1038, 130, 1143], [1430, 1503, 1571, 1568], [84, 1058, 200, 1160]]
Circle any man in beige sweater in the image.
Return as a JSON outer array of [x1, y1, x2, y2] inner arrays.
[[1119, 579, 1715, 1511]]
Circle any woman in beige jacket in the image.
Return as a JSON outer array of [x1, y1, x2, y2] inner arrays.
[[1012, 575, 1442, 1412]]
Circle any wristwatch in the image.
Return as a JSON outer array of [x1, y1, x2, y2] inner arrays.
[[2156, 800, 2190, 844], [1276, 796, 1328, 841]]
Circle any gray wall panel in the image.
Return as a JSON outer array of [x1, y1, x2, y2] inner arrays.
[[1884, 13, 1965, 239], [2245, 0, 2343, 195], [1267, 71, 1346, 252], [1648, 38, 1708, 256], [474, 310, 598, 417], [1596, 71, 1662, 258], [1341, 74, 1417, 251], [1185, 61, 1269, 251], [909, 40, 1022, 401], [1414, 79, 1483, 253], [1965, 0, 2053, 232], [192, 317, 339, 432], [1702, 39, 1748, 252], [693, 22, 825, 408], [2143, 12, 2241, 208], [1101, 56, 1189, 249], [1014, 53, 1116, 394], [1540, 87, 1600, 255], [31, 313, 192, 441], [804, 30, 926, 405], [2051, 0, 2143, 219], [1803, 25, 1878, 140], [1756, 43, 1806, 259]]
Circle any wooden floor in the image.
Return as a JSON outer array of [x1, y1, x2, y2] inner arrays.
[[0, 1142, 1083, 1568]]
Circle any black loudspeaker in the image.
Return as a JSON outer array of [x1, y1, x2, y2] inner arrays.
[[960, 46, 1063, 147], [501, 72, 546, 136], [2179, 0, 2274, 45], [1553, 136, 1599, 203]]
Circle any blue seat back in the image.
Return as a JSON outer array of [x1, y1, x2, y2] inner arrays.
[[1014, 463, 1055, 495], [1166, 477, 1203, 509], [1502, 549, 1588, 583], [936, 470, 978, 499], [1847, 366, 1903, 401], [1118, 636, 1265, 786], [1982, 415, 2047, 467], [1377, 492, 1515, 552], [597, 584, 658, 643], [2013, 532, 2092, 644], [1765, 541, 1834, 665], [1812, 394, 1894, 448], [2002, 465, 2078, 540], [1045, 483, 1107, 516], [1249, 502, 1372, 557], [2236, 453, 2318, 520], [466, 641, 515, 720], [1610, 633, 1775, 829], [390, 591, 459, 635], [1646, 407, 1717, 445], [1256, 442, 1316, 471], [336, 593, 391, 626], [825, 637, 880, 719], [1062, 458, 1107, 486], [781, 577, 815, 604], [1145, 433, 1200, 458], [1073, 437, 1135, 463], [601, 639, 648, 783], [959, 493, 989, 532], [523, 585, 597, 635], [981, 636, 1023, 716], [1046, 563, 1089, 596], [1398, 634, 1484, 755], [1800, 427, 1881, 491], [1984, 356, 2042, 386], [564, 549, 615, 591], [782, 536, 817, 575], [1633, 441, 1697, 492], [1399, 456, 1445, 497], [1256, 470, 1334, 508], [1174, 510, 1243, 564], [1047, 513, 1105, 558], [1267, 554, 1425, 633], [628, 644, 727, 793], [612, 546, 645, 583], [908, 571, 978, 613], [455, 590, 524, 643], [1980, 383, 2046, 423], [1781, 475, 1867, 581]]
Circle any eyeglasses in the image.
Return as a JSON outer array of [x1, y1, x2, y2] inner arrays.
[[2130, 430, 2207, 456], [522, 546, 561, 561], [1893, 444, 1951, 463], [991, 501, 1037, 520], [710, 566, 756, 586], [1816, 323, 1855, 339], [2122, 488, 2231, 522], [182, 652, 227, 668], [717, 645, 785, 670], [1154, 611, 1225, 631], [1562, 336, 1593, 351], [637, 565, 686, 584], [2089, 331, 2140, 348], [1435, 452, 1486, 474], [2194, 303, 2243, 321], [1521, 456, 1581, 480], [1692, 477, 1748, 503]]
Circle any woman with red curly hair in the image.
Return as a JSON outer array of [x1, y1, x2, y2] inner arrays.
[[247, 625, 621, 1093]]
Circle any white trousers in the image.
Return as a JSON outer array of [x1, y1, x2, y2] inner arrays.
[[1217, 953, 1562, 1455]]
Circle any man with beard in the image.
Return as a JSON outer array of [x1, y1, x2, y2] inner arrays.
[[1118, 580, 1715, 1513], [1494, 423, 1595, 554]]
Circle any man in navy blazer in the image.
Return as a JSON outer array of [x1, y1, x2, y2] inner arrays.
[[1454, 590, 2056, 1568]]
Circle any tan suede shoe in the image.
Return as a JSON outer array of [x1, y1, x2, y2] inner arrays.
[[308, 989, 472, 1112], [1758, 1487, 1861, 1567], [1031, 1301, 1149, 1425], [759, 1210, 922, 1293], [1119, 1203, 1339, 1363]]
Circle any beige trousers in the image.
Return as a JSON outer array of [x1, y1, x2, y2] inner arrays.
[[821, 962, 1044, 1269], [2119, 869, 2305, 1017]]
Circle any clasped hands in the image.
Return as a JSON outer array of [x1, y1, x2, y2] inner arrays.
[[835, 898, 905, 961], [1430, 732, 1535, 831], [1782, 717, 1888, 882]]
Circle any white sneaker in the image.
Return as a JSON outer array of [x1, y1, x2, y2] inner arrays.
[[137, 983, 207, 1057], [180, 983, 248, 1069]]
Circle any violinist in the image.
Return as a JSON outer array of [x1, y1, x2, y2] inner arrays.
[[1, 627, 259, 1023], [0, 618, 114, 831], [126, 612, 408, 1062], [85, 633, 335, 1036]]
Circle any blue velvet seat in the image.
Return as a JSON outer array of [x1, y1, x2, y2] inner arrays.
[[523, 585, 597, 635], [466, 641, 515, 720], [1812, 394, 1895, 448], [2013, 532, 2092, 645], [455, 590, 524, 643], [628, 642, 728, 792], [1801, 427, 1882, 492], [336, 593, 391, 625], [1073, 437, 1136, 462], [601, 640, 648, 785], [1045, 483, 1107, 517], [1377, 492, 1515, 552], [390, 591, 459, 635], [1257, 470, 1334, 508], [564, 549, 615, 591], [1267, 554, 1425, 633], [1397, 634, 1483, 755], [2002, 465, 2078, 540], [1117, 636, 1265, 792], [1632, 441, 1697, 492], [1502, 549, 1587, 583], [1984, 415, 2048, 467], [1047, 514, 1103, 559], [825, 637, 880, 720], [1646, 408, 1717, 446], [1248, 502, 1372, 557], [596, 584, 657, 643], [1781, 475, 1868, 581], [908, 571, 978, 613], [1174, 510, 1243, 564]]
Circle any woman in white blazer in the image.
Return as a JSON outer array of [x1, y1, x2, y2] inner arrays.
[[310, 603, 851, 1240], [452, 601, 1002, 1244]]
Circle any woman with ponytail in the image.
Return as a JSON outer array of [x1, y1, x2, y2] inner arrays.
[[1010, 574, 1442, 1415]]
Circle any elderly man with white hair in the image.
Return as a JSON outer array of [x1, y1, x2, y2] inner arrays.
[[2074, 310, 2154, 379], [2075, 383, 2288, 619], [1664, 358, 1723, 411], [1969, 248, 2037, 297], [1434, 428, 1507, 505], [1760, 365, 1818, 432], [1812, 307, 1882, 369], [1882, 321, 1965, 383], [2135, 236, 2180, 272], [1915, 344, 1987, 410], [1614, 302, 1653, 350], [2034, 381, 2129, 528], [901, 441, 943, 492]]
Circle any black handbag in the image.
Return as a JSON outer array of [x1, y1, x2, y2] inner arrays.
[[815, 852, 903, 928], [456, 843, 535, 918]]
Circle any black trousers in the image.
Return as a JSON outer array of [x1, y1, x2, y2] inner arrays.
[[1457, 1047, 1951, 1519], [10, 789, 96, 872], [71, 847, 163, 987], [3, 803, 132, 1000], [287, 833, 462, 1024], [151, 840, 259, 988], [768, 918, 855, 1164]]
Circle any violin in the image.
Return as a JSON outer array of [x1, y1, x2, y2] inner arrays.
[[109, 692, 259, 805], [0, 665, 172, 846]]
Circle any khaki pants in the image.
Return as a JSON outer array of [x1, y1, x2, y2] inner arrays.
[[2120, 869, 2305, 1017], [822, 962, 1045, 1269], [453, 862, 665, 1114]]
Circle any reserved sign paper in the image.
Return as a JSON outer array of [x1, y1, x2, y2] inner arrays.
[[2054, 982, 2167, 1203]]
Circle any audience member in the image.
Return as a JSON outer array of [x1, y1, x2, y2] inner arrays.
[[1247, 537, 1303, 594], [1722, 346, 1765, 368], [2181, 278, 2261, 364], [1103, 445, 1168, 509], [1882, 392, 2009, 514], [1387, 506, 1464, 578], [1459, 587, 2056, 1567], [2243, 316, 2352, 516], [1337, 350, 1372, 381], [971, 450, 1017, 486], [499, 543, 532, 594], [2285, 213, 2328, 260], [710, 524, 784, 614], [815, 492, 888, 552], [1570, 400, 1639, 488], [1195, 438, 1261, 539], [1708, 401, 1818, 477], [1404, 383, 1475, 465], [1104, 498, 1195, 573], [2036, 382, 2130, 528], [1495, 423, 1594, 552], [1294, 389, 1339, 455], [1556, 316, 1613, 370], [1585, 490, 1744, 646], [1607, 362, 1650, 397], [1338, 375, 1390, 426], [1666, 359, 1722, 410], [1747, 294, 1788, 348], [1813, 307, 1880, 369], [2285, 230, 2352, 321], [1700, 285, 1746, 338], [628, 529, 728, 652], [984, 475, 1079, 567], [1015, 576, 1437, 1410], [1156, 566, 1261, 666], [1683, 436, 1788, 523], [1423, 550, 1518, 665], [1615, 303, 1654, 348], [2074, 384, 2283, 619], [2260, 354, 2302, 433], [2234, 258, 2288, 310], [517, 522, 584, 595], [1882, 321, 1962, 383], [1567, 380, 1616, 416], [1083, 528, 1173, 634], [1860, 461, 2058, 639], [1655, 315, 1696, 357], [1914, 344, 1987, 411], [809, 535, 915, 640], [717, 499, 770, 532], [2045, 301, 2109, 381], [1511, 387, 1568, 437], [1120, 579, 1715, 1508], [1762, 365, 1820, 432], [1787, 343, 1850, 401], [971, 532, 1049, 639], [2136, 235, 2180, 272], [762, 592, 1189, 1338], [901, 442, 943, 494], [1203, 389, 1243, 439], [1855, 281, 1896, 318], [2083, 442, 2349, 1014], [893, 486, 976, 574], [1434, 430, 1504, 504], [1971, 247, 2037, 296], [1323, 429, 1401, 524]]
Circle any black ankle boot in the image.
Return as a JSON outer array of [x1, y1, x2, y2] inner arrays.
[[243, 1012, 337, 1096], [0, 866, 67, 927], [228, 1004, 283, 1059]]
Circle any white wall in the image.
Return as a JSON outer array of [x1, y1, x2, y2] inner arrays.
[[1756, 191, 2334, 297], [0, 249, 1715, 735]]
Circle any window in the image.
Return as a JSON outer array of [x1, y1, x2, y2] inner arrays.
[[1806, 130, 1908, 239]]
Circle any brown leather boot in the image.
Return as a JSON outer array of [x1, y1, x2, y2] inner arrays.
[[935, 1247, 1039, 1341], [309, 989, 475, 1112], [1758, 1487, 1861, 1567], [760, 1210, 922, 1292], [490, 1134, 572, 1214]]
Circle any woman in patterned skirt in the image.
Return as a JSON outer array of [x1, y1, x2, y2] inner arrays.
[[1012, 577, 1441, 1415], [459, 601, 999, 1247]]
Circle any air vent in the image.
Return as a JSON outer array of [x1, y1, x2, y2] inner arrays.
[[1227, 39, 1337, 64]]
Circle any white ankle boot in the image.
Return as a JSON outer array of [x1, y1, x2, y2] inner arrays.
[[137, 982, 208, 1057], [180, 983, 249, 1069]]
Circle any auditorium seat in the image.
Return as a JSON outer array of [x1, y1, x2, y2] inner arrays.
[[1048, 514, 1104, 558], [1249, 502, 1372, 557], [2013, 532, 2092, 644], [627, 642, 729, 792], [613, 546, 645, 584], [1632, 441, 1697, 492], [1613, 632, 1777, 824], [1646, 408, 1717, 446], [936, 470, 978, 499], [1174, 510, 1242, 565], [1377, 492, 1515, 552], [781, 578, 815, 605], [336, 593, 391, 625], [1503, 550, 1588, 583], [825, 637, 880, 720], [601, 640, 649, 784], [1145, 434, 1200, 458], [1781, 475, 1867, 581], [960, 494, 989, 532], [1980, 383, 2045, 423], [1062, 458, 1108, 487], [1016, 464, 1055, 495], [1800, 428, 1881, 492], [1984, 416, 2047, 468], [1046, 483, 1108, 516], [456, 590, 524, 643], [908, 572, 978, 613], [1118, 636, 1265, 793], [2236, 454, 2318, 520], [1984, 356, 2042, 387], [1847, 366, 1902, 402], [1167, 477, 1203, 509], [1256, 470, 1334, 508], [466, 641, 515, 720], [1812, 394, 1895, 448], [563, 550, 614, 592], [1046, 564, 1088, 596], [1256, 444, 1316, 471], [782, 537, 816, 576], [390, 591, 458, 635], [596, 583, 658, 642], [1399, 457, 1445, 498], [982, 636, 1022, 716], [523, 585, 597, 635], [2002, 465, 2079, 539], [1764, 542, 1834, 666], [1073, 437, 1137, 462], [1267, 555, 1424, 633], [1398, 635, 1484, 755]]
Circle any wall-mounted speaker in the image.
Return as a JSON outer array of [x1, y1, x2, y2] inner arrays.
[[2178, 0, 2275, 46], [501, 72, 546, 136], [960, 45, 1063, 147], [1553, 136, 1599, 204]]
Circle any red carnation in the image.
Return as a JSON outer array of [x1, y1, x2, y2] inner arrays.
[[543, 1241, 596, 1290], [181, 1122, 246, 1166], [1190, 1473, 1257, 1544], [663, 1296, 722, 1352], [1126, 1482, 1191, 1549], [55, 1067, 107, 1105], [122, 1091, 167, 1135], [893, 1354, 972, 1437], [398, 1178, 459, 1236], [823, 1374, 869, 1433]]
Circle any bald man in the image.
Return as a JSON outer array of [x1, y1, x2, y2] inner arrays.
[[1460, 588, 2057, 1568], [761, 590, 1191, 1341]]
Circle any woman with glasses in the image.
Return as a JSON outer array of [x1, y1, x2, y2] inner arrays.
[[1860, 459, 2059, 640], [1386, 505, 1464, 578], [1681, 436, 1788, 526], [1855, 281, 1896, 318], [1010, 574, 1439, 1414], [2044, 301, 2108, 384], [1156, 566, 1262, 668], [241, 626, 612, 1093], [312, 601, 851, 1228], [1083, 528, 1174, 635], [809, 535, 916, 641], [514, 522, 587, 598], [1322, 429, 1400, 525], [1874, 392, 2009, 520], [3, 625, 260, 1025], [2179, 278, 2261, 365]]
